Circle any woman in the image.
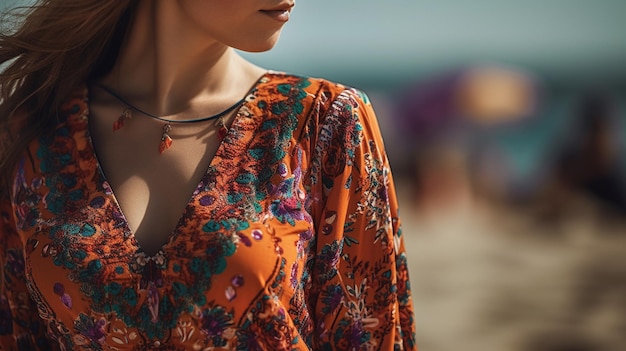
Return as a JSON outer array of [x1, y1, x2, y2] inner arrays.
[[0, 1, 416, 350]]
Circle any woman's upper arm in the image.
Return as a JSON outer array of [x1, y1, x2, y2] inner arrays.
[[307, 88, 417, 350]]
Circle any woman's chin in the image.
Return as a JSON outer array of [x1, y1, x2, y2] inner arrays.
[[234, 34, 283, 53]]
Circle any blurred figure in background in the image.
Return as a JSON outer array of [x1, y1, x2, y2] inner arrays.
[[543, 92, 626, 220], [395, 65, 539, 212]]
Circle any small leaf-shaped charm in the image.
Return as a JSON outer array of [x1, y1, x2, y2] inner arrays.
[[215, 117, 228, 140], [159, 123, 173, 153], [113, 108, 132, 131], [159, 134, 172, 154], [218, 126, 228, 140]]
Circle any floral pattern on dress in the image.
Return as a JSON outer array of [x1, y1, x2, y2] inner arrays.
[[0, 72, 416, 350]]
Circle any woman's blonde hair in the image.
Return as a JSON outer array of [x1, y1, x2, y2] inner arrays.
[[0, 0, 137, 194]]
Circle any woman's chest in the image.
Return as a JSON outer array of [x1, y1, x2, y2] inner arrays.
[[12, 128, 316, 339]]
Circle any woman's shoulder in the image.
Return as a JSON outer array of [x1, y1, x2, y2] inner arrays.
[[264, 71, 366, 99], [261, 71, 372, 115]]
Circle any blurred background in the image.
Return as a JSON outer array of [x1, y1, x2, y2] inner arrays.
[[3, 0, 626, 350]]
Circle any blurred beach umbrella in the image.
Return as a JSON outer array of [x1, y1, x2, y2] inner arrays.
[[456, 66, 538, 123], [397, 65, 540, 140]]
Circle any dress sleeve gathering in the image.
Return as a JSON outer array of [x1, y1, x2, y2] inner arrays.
[[307, 88, 417, 350], [0, 198, 55, 351]]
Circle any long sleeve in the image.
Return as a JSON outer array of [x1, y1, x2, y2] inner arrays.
[[0, 197, 54, 351], [306, 88, 417, 350]]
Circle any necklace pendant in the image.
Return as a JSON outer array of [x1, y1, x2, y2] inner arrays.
[[159, 135, 173, 154], [218, 125, 228, 140], [159, 123, 173, 154], [216, 117, 228, 140], [113, 108, 132, 131]]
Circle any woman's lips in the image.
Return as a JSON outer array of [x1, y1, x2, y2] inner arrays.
[[260, 9, 291, 22]]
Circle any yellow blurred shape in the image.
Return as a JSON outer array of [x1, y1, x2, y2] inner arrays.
[[456, 66, 537, 123]]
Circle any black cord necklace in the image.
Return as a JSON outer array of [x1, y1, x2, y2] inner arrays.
[[91, 82, 245, 153]]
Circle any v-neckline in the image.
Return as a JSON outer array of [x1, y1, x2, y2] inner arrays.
[[82, 72, 270, 257]]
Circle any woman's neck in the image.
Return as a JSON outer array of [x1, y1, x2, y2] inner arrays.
[[99, 0, 263, 118]]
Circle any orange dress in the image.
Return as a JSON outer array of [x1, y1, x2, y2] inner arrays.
[[0, 73, 416, 350]]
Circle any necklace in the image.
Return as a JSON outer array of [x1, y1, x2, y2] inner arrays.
[[91, 82, 245, 153]]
